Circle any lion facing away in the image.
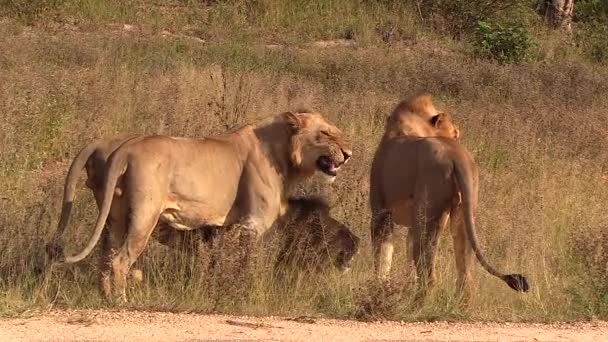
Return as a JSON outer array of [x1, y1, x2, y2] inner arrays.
[[376, 93, 462, 279], [47, 110, 352, 301], [383, 93, 460, 140], [369, 94, 528, 300]]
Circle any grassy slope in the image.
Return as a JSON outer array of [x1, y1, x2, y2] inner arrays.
[[1, 0, 608, 321]]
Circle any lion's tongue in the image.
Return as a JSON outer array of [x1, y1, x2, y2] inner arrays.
[[327, 164, 339, 176]]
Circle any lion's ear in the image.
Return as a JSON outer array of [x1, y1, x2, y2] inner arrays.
[[283, 111, 302, 131], [430, 113, 445, 127]]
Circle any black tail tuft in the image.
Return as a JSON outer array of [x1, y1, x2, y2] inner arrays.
[[503, 274, 529, 292], [45, 241, 65, 262]]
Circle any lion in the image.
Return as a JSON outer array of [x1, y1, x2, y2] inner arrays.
[[47, 110, 352, 301], [383, 93, 460, 140], [379, 93, 462, 275], [369, 94, 528, 299], [268, 196, 360, 274], [156, 196, 360, 275], [47, 134, 358, 287]]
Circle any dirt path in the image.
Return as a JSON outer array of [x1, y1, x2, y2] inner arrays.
[[1, 309, 607, 341]]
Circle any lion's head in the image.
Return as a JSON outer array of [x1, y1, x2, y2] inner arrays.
[[283, 197, 360, 273], [384, 94, 460, 140], [324, 216, 360, 272], [285, 111, 352, 182]]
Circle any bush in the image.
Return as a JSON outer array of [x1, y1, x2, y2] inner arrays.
[[416, 0, 532, 38], [576, 22, 608, 64], [574, 0, 608, 23], [0, 0, 63, 23], [574, 0, 608, 64], [474, 20, 534, 64], [587, 24, 608, 63]]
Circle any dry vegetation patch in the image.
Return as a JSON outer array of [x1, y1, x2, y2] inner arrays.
[[1, 1, 608, 321]]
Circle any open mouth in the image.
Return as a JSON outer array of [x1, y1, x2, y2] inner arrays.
[[335, 251, 353, 273], [316, 156, 340, 176], [336, 262, 352, 273], [340, 267, 351, 274]]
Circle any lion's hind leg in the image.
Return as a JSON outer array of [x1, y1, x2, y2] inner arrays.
[[98, 228, 113, 300], [111, 211, 160, 302], [98, 197, 129, 301], [411, 202, 447, 298], [371, 209, 394, 281], [449, 204, 474, 302], [110, 180, 163, 302]]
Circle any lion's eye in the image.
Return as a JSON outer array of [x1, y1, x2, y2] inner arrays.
[[320, 130, 331, 136]]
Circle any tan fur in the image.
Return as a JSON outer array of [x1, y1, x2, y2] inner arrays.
[[46, 134, 142, 257], [48, 134, 357, 285], [375, 94, 461, 284], [369, 95, 528, 300], [384, 93, 460, 140], [46, 133, 147, 288], [48, 111, 352, 301]]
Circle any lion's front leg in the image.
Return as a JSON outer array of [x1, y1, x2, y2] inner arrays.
[[205, 219, 260, 301], [237, 222, 259, 273]]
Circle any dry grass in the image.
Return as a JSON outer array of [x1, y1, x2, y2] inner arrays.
[[1, 1, 608, 321]]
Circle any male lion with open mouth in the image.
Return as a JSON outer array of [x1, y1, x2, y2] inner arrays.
[[47, 110, 352, 302]]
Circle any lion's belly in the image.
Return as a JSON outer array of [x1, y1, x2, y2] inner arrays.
[[159, 200, 231, 231], [158, 212, 224, 231]]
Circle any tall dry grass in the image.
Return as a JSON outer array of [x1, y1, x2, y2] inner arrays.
[[1, 1, 608, 321]]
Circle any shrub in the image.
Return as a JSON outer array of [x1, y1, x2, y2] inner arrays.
[[416, 0, 532, 38], [0, 0, 63, 23], [574, 1, 608, 64], [583, 23, 608, 63], [574, 0, 608, 23], [474, 20, 534, 64]]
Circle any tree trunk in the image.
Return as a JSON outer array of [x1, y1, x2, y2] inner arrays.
[[537, 0, 574, 31]]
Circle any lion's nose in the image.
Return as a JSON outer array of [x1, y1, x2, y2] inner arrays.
[[342, 149, 351, 164]]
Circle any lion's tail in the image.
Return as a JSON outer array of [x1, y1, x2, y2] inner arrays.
[[46, 140, 102, 261], [452, 155, 529, 292], [62, 150, 128, 264]]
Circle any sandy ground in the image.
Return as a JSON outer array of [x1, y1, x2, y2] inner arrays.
[[1, 310, 607, 341]]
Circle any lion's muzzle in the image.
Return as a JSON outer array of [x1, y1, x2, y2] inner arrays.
[[316, 148, 352, 177], [316, 156, 339, 176], [342, 149, 352, 164]]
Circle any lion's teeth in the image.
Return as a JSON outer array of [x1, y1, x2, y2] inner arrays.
[[321, 173, 336, 184]]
